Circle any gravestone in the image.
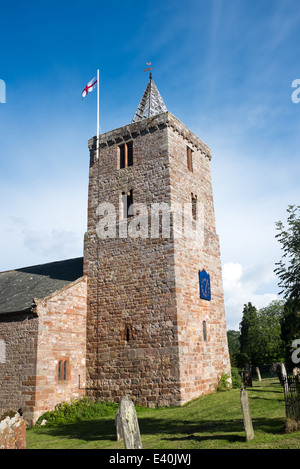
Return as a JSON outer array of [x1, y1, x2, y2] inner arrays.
[[117, 396, 142, 449], [293, 367, 300, 377], [115, 408, 124, 442], [242, 371, 252, 387], [256, 367, 261, 381], [240, 386, 254, 442], [281, 363, 289, 396], [0, 412, 26, 449]]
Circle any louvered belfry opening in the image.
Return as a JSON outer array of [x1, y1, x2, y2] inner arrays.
[[127, 141, 133, 166], [187, 147, 193, 172], [119, 141, 133, 169]]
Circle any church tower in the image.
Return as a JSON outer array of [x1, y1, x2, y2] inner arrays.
[[84, 75, 231, 407]]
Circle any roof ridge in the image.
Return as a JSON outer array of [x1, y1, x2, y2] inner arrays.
[[0, 256, 83, 275]]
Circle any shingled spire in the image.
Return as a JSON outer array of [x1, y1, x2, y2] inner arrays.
[[131, 74, 167, 123]]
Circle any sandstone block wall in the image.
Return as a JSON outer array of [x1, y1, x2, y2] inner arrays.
[[168, 117, 231, 403], [0, 312, 38, 422], [0, 277, 87, 425], [33, 277, 87, 423], [85, 114, 181, 407], [84, 111, 231, 407]]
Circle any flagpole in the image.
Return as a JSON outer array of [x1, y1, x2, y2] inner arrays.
[[96, 69, 100, 160]]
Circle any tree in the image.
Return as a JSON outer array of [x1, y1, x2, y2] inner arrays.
[[274, 205, 300, 300], [255, 300, 285, 364], [280, 298, 300, 370], [239, 302, 259, 366], [227, 330, 241, 367], [238, 301, 285, 367], [274, 205, 300, 370], [240, 302, 257, 362]]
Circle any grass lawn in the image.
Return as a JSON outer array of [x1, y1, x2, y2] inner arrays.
[[26, 378, 300, 449]]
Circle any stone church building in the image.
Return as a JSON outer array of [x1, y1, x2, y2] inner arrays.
[[0, 76, 231, 424]]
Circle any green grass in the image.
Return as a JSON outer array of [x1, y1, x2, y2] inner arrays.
[[26, 378, 300, 449]]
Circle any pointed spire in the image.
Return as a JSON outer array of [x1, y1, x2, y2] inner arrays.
[[131, 75, 167, 123]]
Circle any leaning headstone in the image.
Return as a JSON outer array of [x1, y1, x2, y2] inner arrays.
[[240, 386, 254, 442], [270, 364, 275, 377], [256, 367, 262, 381], [275, 362, 283, 383], [117, 396, 142, 449], [281, 363, 289, 396], [115, 408, 124, 442]]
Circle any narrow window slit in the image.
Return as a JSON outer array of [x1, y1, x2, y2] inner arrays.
[[203, 320, 207, 341], [187, 147, 193, 172]]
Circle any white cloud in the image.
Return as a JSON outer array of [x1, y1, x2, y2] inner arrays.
[[223, 262, 278, 331], [0, 177, 86, 270], [22, 228, 81, 259]]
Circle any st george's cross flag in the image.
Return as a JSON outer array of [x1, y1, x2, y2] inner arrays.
[[82, 70, 100, 159], [82, 76, 97, 98]]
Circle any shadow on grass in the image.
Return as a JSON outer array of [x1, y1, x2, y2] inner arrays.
[[250, 397, 284, 404], [162, 433, 245, 444], [247, 387, 283, 394], [34, 418, 117, 442], [139, 416, 284, 439], [33, 414, 285, 446]]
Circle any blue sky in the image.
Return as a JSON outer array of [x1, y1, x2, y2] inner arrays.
[[0, 0, 299, 329]]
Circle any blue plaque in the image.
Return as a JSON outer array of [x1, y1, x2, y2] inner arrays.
[[199, 270, 211, 301]]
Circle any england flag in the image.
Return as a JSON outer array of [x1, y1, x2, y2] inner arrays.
[[82, 77, 97, 98]]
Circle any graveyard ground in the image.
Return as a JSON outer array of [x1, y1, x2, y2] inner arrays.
[[26, 377, 300, 449]]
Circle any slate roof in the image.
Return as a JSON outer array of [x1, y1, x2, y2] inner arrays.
[[0, 257, 84, 315], [132, 74, 167, 123]]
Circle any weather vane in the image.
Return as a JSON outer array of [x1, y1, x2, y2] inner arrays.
[[144, 62, 153, 79]]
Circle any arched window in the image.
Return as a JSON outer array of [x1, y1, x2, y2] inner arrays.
[[57, 359, 69, 382], [63, 360, 68, 381], [58, 360, 62, 381]]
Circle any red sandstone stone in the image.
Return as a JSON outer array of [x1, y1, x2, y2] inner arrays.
[[0, 414, 26, 450], [84, 112, 231, 407]]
